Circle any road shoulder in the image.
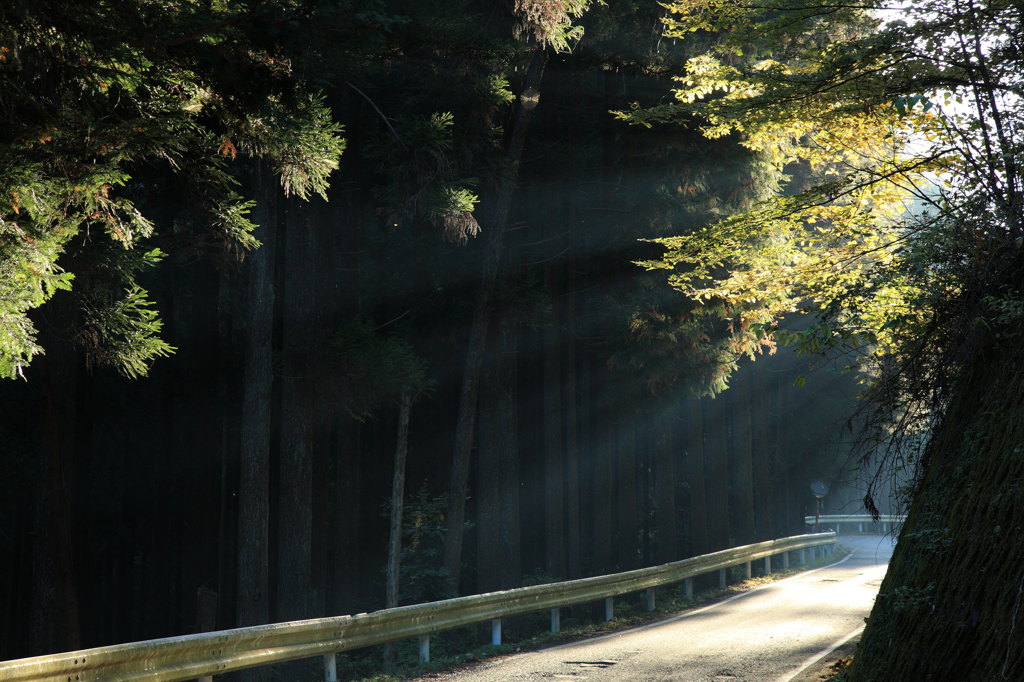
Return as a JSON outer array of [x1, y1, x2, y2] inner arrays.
[[789, 636, 858, 682]]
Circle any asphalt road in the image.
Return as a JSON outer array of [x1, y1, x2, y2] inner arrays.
[[414, 535, 894, 682]]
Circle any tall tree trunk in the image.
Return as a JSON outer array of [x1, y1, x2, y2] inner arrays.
[[168, 241, 195, 637], [442, 49, 547, 588], [655, 419, 678, 563], [752, 366, 774, 540], [330, 418, 362, 614], [237, 163, 277, 640], [705, 397, 731, 550], [740, 374, 757, 542], [30, 344, 82, 654], [616, 419, 639, 570], [385, 395, 412, 609], [639, 427, 653, 566], [477, 314, 520, 592], [563, 253, 582, 580], [147, 373, 176, 638], [327, 178, 364, 617], [729, 372, 756, 545], [774, 367, 796, 535], [276, 200, 316, 624], [383, 395, 411, 673], [179, 259, 223, 635], [216, 262, 242, 634], [591, 381, 615, 574], [496, 317, 523, 589], [477, 355, 504, 594], [307, 199, 335, 620], [543, 277, 566, 579], [850, 337, 1024, 681], [685, 397, 709, 557]]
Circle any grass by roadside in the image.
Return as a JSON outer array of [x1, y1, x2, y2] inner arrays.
[[340, 546, 851, 682]]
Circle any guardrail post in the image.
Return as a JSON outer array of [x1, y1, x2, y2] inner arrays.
[[718, 568, 726, 589], [604, 597, 614, 621], [684, 578, 693, 600], [858, 522, 864, 533], [783, 551, 790, 570], [324, 653, 338, 682], [419, 634, 430, 663], [764, 556, 771, 574], [551, 607, 561, 632], [799, 548, 806, 564], [646, 588, 655, 612], [744, 561, 752, 580], [491, 618, 502, 645]]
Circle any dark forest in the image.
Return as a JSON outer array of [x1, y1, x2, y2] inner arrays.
[[0, 1, 860, 664], [3, 1, 1023, 680]]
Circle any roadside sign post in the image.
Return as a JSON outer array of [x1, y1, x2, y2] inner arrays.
[[810, 480, 830, 533]]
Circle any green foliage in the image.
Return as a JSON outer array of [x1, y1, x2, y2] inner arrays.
[[0, 213, 75, 379], [430, 186, 479, 216], [231, 92, 346, 201], [594, 136, 786, 398], [370, 112, 483, 243], [482, 74, 515, 105], [982, 295, 1024, 339], [608, 300, 772, 397], [513, 0, 602, 53], [884, 582, 936, 613], [901, 527, 952, 557], [396, 487, 456, 603], [623, 0, 1024, 451], [0, 0, 346, 378], [77, 285, 176, 379], [328, 318, 433, 421], [425, 185, 481, 245]]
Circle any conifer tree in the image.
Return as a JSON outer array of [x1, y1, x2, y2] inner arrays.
[[440, 0, 600, 589], [0, 0, 345, 379]]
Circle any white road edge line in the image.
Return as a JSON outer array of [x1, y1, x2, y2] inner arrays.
[[540, 548, 858, 652], [772, 624, 864, 682]]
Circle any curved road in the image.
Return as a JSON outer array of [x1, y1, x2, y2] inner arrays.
[[415, 535, 893, 682]]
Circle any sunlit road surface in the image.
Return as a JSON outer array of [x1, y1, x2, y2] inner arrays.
[[416, 535, 894, 682]]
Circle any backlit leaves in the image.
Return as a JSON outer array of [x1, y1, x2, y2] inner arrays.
[[626, 1, 985, 368], [628, 0, 1024, 475], [513, 0, 596, 52], [0, 0, 346, 378]]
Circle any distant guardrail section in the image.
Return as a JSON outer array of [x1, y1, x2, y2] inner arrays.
[[804, 514, 905, 533], [0, 532, 837, 682]]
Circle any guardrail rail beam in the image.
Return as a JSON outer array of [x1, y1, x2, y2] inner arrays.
[[0, 532, 837, 682]]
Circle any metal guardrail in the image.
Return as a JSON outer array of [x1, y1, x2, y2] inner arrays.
[[804, 514, 905, 533], [0, 532, 836, 682]]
